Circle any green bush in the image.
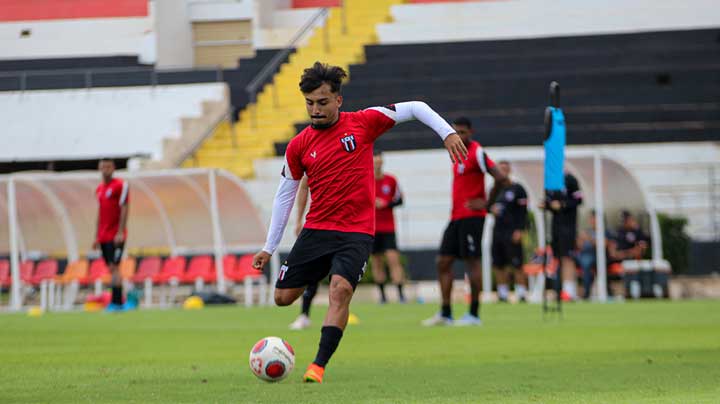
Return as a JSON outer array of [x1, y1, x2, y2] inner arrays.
[[657, 213, 690, 273]]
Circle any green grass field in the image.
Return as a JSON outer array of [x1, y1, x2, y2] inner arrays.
[[1, 300, 719, 403]]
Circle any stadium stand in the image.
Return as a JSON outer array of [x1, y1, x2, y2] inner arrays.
[[276, 28, 720, 154], [188, 0, 403, 177], [0, 83, 225, 163]]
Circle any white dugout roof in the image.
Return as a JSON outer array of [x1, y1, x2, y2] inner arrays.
[[477, 150, 663, 302], [1, 168, 269, 310]]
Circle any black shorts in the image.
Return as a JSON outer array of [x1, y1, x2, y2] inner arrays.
[[277, 229, 373, 290], [372, 232, 397, 254], [551, 226, 576, 258], [100, 242, 124, 266], [492, 232, 523, 269], [439, 217, 485, 259]]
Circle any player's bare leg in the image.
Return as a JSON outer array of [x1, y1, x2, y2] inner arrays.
[[370, 254, 387, 303], [513, 268, 528, 302], [456, 258, 483, 326], [422, 255, 455, 326], [275, 287, 306, 306], [304, 275, 354, 383], [561, 256, 578, 301], [107, 264, 125, 312], [385, 249, 406, 303], [494, 266, 510, 302]]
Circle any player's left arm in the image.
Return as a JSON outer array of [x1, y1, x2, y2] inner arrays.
[[114, 181, 129, 245], [511, 184, 529, 243], [562, 174, 583, 210], [486, 163, 508, 208], [388, 179, 403, 208], [516, 184, 529, 230], [365, 102, 467, 163]]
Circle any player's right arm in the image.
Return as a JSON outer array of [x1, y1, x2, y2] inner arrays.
[[253, 141, 304, 270], [294, 176, 309, 237], [362, 102, 467, 163], [92, 187, 100, 250]]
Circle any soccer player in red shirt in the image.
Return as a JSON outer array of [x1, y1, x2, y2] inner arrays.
[[93, 158, 130, 312], [370, 150, 406, 304], [422, 117, 506, 327], [252, 62, 467, 383]]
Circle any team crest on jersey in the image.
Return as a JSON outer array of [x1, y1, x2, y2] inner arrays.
[[457, 163, 465, 174], [105, 188, 113, 198], [382, 184, 391, 194], [340, 134, 356, 153]]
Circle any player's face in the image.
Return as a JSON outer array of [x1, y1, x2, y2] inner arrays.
[[498, 162, 511, 177], [99, 160, 114, 180], [452, 124, 472, 145], [373, 154, 383, 174], [304, 83, 342, 127]]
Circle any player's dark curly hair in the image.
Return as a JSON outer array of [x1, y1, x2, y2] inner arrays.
[[453, 117, 472, 129], [299, 61, 348, 94]]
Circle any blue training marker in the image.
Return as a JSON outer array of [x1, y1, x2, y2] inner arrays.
[[544, 106, 566, 193]]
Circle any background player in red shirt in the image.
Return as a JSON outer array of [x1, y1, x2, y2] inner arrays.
[[252, 62, 467, 383], [371, 150, 407, 304], [422, 117, 506, 327], [92, 158, 130, 312]]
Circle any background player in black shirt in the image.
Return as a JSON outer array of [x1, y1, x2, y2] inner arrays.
[[615, 210, 649, 260], [541, 172, 583, 301], [490, 161, 529, 302]]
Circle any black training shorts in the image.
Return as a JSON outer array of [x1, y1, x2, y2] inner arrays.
[[277, 229, 373, 290], [372, 232, 397, 254], [491, 231, 523, 269], [100, 242, 124, 266], [439, 217, 485, 259], [551, 225, 576, 258]]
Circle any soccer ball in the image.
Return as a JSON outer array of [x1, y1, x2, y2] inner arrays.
[[248, 336, 295, 382]]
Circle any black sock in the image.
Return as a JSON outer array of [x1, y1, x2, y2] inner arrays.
[[301, 283, 318, 316], [396, 284, 405, 301], [470, 300, 479, 318], [313, 326, 343, 367], [111, 286, 123, 305], [376, 283, 386, 302], [441, 304, 452, 318]]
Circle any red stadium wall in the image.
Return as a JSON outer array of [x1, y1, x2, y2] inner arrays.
[[291, 0, 341, 8], [0, 0, 148, 22]]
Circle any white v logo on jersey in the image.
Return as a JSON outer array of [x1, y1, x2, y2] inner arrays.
[[310, 151, 317, 158]]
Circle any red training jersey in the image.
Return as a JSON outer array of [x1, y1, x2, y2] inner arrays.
[[375, 173, 402, 234], [283, 107, 397, 235], [96, 178, 129, 243], [451, 140, 496, 221]]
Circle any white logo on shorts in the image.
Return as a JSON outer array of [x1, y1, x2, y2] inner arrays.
[[467, 235, 476, 253], [279, 264, 288, 280]]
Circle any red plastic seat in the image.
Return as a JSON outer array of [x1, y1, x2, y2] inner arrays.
[[153, 256, 186, 283], [20, 261, 34, 283], [132, 256, 162, 283], [0, 259, 9, 287], [233, 254, 264, 282], [609, 262, 624, 276], [82, 259, 111, 286], [222, 255, 238, 280], [181, 255, 214, 284], [1, 260, 36, 286], [30, 259, 58, 286]]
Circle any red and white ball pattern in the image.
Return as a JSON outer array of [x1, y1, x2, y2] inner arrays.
[[249, 336, 295, 382]]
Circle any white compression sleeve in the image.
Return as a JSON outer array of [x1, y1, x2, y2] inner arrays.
[[394, 101, 456, 141], [262, 176, 300, 254]]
